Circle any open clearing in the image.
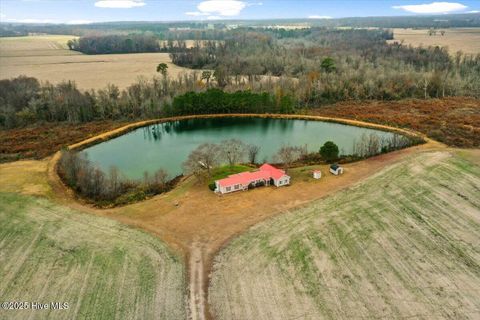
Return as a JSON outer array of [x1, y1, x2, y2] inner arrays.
[[209, 151, 480, 319], [388, 28, 480, 55], [0, 193, 186, 320], [0, 35, 194, 90]]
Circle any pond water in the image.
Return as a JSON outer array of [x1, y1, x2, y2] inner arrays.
[[82, 117, 398, 180]]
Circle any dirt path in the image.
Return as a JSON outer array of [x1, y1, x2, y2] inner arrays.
[[189, 241, 207, 320], [1, 116, 447, 320]]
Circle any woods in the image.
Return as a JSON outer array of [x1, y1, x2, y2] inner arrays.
[[67, 34, 161, 54]]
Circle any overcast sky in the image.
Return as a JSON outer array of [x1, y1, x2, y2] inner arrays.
[[1, 1, 479, 24]]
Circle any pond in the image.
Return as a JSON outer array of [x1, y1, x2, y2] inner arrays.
[[82, 117, 399, 180]]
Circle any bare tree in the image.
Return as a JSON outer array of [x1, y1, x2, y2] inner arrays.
[[183, 143, 221, 179], [247, 144, 261, 164], [274, 145, 303, 171], [220, 139, 246, 166], [108, 166, 120, 198], [153, 168, 169, 186]]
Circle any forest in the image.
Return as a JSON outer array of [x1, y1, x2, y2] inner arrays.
[[1, 27, 479, 129], [67, 34, 161, 54]]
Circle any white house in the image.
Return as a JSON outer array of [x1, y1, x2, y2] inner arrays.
[[313, 170, 322, 179], [215, 164, 290, 194], [330, 164, 344, 175]]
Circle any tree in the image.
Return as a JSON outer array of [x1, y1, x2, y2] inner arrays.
[[320, 57, 336, 74], [156, 63, 168, 77], [201, 71, 212, 87], [220, 139, 246, 166], [274, 145, 303, 171], [320, 141, 339, 162], [182, 143, 221, 179], [247, 144, 261, 164], [213, 66, 228, 88]]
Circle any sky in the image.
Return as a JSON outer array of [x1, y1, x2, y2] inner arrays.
[[0, 0, 479, 24]]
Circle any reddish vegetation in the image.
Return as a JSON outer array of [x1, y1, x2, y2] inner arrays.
[[0, 121, 127, 162], [309, 97, 480, 148]]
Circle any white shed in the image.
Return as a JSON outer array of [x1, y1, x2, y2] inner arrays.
[[330, 164, 344, 175], [313, 170, 322, 179]]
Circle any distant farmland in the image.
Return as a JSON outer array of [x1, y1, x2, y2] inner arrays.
[[388, 28, 480, 55], [209, 151, 480, 320], [0, 35, 195, 90]]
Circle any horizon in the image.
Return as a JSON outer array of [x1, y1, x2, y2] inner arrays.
[[1, 1, 479, 25]]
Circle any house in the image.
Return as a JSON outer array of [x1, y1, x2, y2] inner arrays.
[[330, 164, 344, 175], [313, 170, 322, 179], [215, 163, 290, 194]]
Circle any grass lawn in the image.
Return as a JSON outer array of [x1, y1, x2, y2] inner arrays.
[[208, 164, 254, 185]]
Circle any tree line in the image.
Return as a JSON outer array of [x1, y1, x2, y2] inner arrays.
[[183, 132, 421, 183], [0, 75, 296, 128], [167, 89, 294, 116], [67, 34, 161, 54], [169, 28, 480, 103], [58, 150, 175, 206]]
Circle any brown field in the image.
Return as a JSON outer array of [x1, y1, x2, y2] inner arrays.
[[388, 28, 480, 55], [309, 97, 480, 148], [0, 35, 195, 90], [0, 121, 128, 161]]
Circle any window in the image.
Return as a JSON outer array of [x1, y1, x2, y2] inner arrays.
[[226, 186, 231, 192], [234, 185, 239, 190]]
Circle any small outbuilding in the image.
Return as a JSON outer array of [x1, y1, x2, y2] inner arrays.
[[330, 164, 344, 175], [313, 170, 322, 179]]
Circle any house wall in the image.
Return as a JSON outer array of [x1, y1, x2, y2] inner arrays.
[[274, 176, 290, 187], [218, 183, 245, 194]]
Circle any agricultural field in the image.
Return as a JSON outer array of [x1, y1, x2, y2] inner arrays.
[[0, 192, 186, 320], [0, 35, 194, 90], [388, 28, 480, 55], [209, 151, 480, 319]]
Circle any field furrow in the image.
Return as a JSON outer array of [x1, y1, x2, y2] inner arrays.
[[0, 193, 186, 320]]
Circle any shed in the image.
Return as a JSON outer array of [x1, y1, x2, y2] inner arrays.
[[330, 164, 344, 175], [313, 170, 322, 179]]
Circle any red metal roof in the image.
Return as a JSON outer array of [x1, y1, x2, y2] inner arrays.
[[217, 164, 287, 188], [259, 163, 287, 180]]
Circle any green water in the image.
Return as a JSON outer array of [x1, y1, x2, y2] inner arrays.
[[82, 117, 397, 180]]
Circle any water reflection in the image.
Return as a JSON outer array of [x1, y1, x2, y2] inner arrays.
[[83, 117, 397, 180]]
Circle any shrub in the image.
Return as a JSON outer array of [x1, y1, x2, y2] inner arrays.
[[320, 141, 339, 163]]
